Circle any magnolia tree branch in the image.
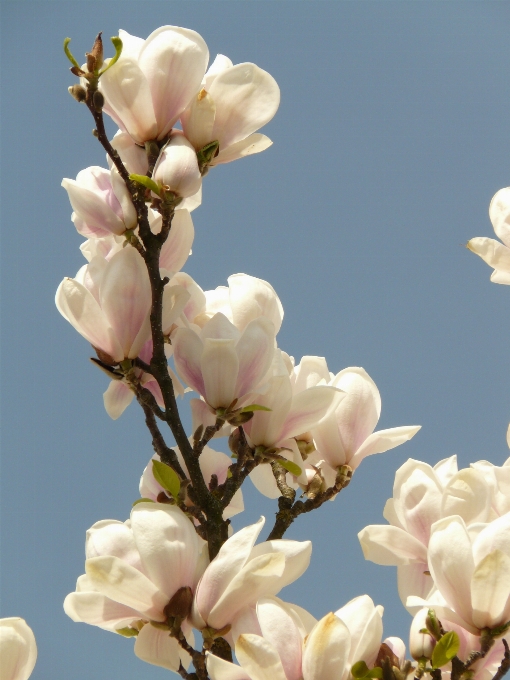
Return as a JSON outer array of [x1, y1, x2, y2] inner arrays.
[[493, 640, 510, 680]]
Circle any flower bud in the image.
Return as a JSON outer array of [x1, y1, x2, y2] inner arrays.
[[92, 90, 104, 112], [85, 32, 104, 72], [410, 609, 436, 661], [153, 134, 202, 198], [68, 84, 87, 102], [164, 586, 193, 620]]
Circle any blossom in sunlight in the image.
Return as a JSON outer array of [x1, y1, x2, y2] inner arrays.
[[468, 187, 510, 284], [192, 517, 311, 631], [172, 312, 276, 410], [64, 503, 207, 671], [100, 27, 209, 144], [407, 512, 510, 634], [62, 165, 137, 238], [152, 133, 202, 199], [0, 618, 37, 680], [181, 54, 280, 167]]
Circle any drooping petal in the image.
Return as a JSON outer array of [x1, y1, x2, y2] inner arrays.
[[134, 622, 187, 671], [213, 134, 273, 165], [349, 426, 421, 470], [467, 238, 510, 274], [358, 525, 428, 565], [103, 381, 134, 420], [63, 591, 140, 631]]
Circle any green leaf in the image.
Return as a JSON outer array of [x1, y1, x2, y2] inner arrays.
[[278, 459, 302, 477], [351, 662, 370, 679], [63, 38, 82, 70], [132, 498, 155, 506], [431, 631, 460, 669], [240, 404, 272, 413], [152, 460, 180, 499], [129, 174, 161, 195], [116, 627, 139, 637], [99, 36, 123, 75]]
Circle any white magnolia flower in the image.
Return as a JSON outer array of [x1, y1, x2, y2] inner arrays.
[[100, 27, 209, 144], [0, 618, 37, 680], [181, 54, 280, 166], [468, 187, 510, 284], [152, 133, 202, 199], [64, 503, 207, 671], [192, 517, 311, 630]]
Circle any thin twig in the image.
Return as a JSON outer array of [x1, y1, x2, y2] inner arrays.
[[492, 640, 510, 680]]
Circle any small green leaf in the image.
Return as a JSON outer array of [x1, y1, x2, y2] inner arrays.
[[133, 498, 155, 507], [129, 174, 161, 195], [278, 459, 302, 477], [99, 36, 123, 75], [63, 38, 82, 70], [431, 631, 460, 669], [366, 669, 383, 678], [152, 460, 180, 499], [116, 627, 139, 637], [351, 661, 370, 679], [240, 404, 272, 413]]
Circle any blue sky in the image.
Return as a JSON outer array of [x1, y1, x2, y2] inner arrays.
[[2, 2, 510, 678]]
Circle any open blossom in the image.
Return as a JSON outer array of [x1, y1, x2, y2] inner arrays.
[[100, 27, 209, 144], [0, 618, 37, 680], [140, 446, 244, 519], [192, 517, 311, 630], [468, 187, 510, 284], [358, 456, 497, 609], [181, 54, 280, 166], [408, 513, 510, 634], [62, 165, 137, 238], [64, 503, 207, 671], [172, 312, 276, 410], [311, 367, 421, 472]]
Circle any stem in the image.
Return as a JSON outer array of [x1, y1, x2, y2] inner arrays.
[[139, 401, 186, 480], [492, 640, 510, 680]]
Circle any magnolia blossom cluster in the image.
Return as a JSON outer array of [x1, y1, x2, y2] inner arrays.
[[2, 20, 501, 680]]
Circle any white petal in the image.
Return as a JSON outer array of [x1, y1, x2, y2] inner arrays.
[[160, 209, 195, 272], [489, 187, 510, 247], [207, 652, 251, 680], [279, 386, 342, 442], [134, 622, 185, 671], [349, 426, 421, 470], [358, 525, 428, 565], [213, 133, 273, 165], [228, 273, 284, 334], [0, 618, 37, 680], [103, 381, 134, 420], [441, 469, 492, 525], [63, 591, 140, 631], [250, 540, 312, 591], [302, 613, 350, 680], [471, 550, 510, 629], [257, 598, 303, 680], [172, 328, 206, 395], [249, 464, 281, 500], [467, 237, 510, 274], [236, 634, 288, 680], [235, 318, 276, 399], [335, 595, 382, 668], [201, 338, 239, 408]]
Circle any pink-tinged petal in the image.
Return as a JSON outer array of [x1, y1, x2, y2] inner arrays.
[[143, 377, 166, 407], [169, 272, 206, 322], [279, 386, 342, 442], [382, 499, 405, 529], [173, 329, 206, 395], [441, 469, 491, 525], [190, 398, 217, 432], [201, 338, 239, 408], [428, 516, 475, 626], [110, 166, 137, 230], [203, 54, 234, 89], [331, 368, 381, 453], [85, 520, 141, 571], [397, 563, 434, 611], [250, 540, 312, 591], [213, 133, 273, 165], [358, 525, 428, 565], [153, 134, 202, 198], [209, 63, 280, 150], [312, 413, 347, 468], [138, 26, 209, 139], [201, 312, 240, 341], [103, 381, 134, 420], [55, 278, 123, 362], [195, 519, 266, 625], [162, 285, 191, 334], [349, 426, 421, 470], [257, 598, 303, 680], [383, 638, 406, 667], [85, 555, 167, 621], [467, 238, 510, 274], [335, 595, 383, 668], [489, 187, 510, 247], [235, 318, 275, 399], [228, 274, 284, 334], [471, 550, 510, 629], [99, 248, 152, 358], [134, 622, 188, 671], [0, 618, 37, 680], [110, 131, 149, 175], [100, 58, 158, 143], [302, 613, 350, 680], [207, 552, 286, 629], [207, 652, 251, 680], [236, 634, 288, 680], [63, 591, 140, 631], [249, 464, 281, 499], [159, 209, 195, 272], [131, 503, 202, 599]]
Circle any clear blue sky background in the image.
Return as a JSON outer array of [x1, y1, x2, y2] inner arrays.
[[2, 2, 510, 678]]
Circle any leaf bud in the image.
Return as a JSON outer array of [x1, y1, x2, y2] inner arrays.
[[226, 410, 254, 426], [164, 586, 193, 620], [228, 428, 243, 456], [93, 90, 104, 112], [86, 32, 104, 72], [68, 84, 87, 102]]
